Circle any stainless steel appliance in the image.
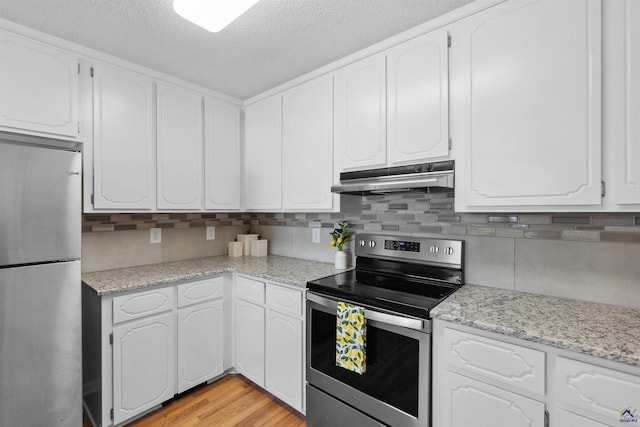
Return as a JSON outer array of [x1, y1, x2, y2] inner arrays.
[[306, 234, 464, 426], [0, 132, 82, 426], [330, 161, 454, 195]]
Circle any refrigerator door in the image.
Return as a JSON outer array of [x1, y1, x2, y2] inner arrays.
[[0, 139, 81, 265], [0, 261, 82, 426]]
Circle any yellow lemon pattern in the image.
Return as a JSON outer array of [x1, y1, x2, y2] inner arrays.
[[336, 301, 366, 374]]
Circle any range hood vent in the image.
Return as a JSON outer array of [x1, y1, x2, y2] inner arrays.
[[331, 161, 454, 196]]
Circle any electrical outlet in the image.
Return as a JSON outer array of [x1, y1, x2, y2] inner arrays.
[[312, 228, 321, 244], [206, 226, 216, 240], [150, 228, 162, 244]]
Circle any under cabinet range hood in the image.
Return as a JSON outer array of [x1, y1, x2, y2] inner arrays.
[[331, 160, 454, 195]]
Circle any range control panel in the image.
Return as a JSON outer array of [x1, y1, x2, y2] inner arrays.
[[355, 234, 463, 268]]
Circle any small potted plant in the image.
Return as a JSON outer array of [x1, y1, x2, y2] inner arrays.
[[330, 222, 352, 269]]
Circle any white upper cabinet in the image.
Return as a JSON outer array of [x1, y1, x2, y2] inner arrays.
[[92, 63, 155, 210], [204, 98, 241, 210], [611, 0, 640, 205], [0, 29, 79, 138], [334, 54, 387, 171], [387, 29, 449, 165], [156, 82, 203, 210], [454, 0, 602, 210], [244, 95, 282, 211], [283, 76, 335, 210]]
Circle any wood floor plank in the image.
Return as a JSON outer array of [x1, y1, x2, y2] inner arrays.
[[103, 374, 307, 427]]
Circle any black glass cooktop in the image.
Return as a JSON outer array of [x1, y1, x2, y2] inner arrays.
[[307, 266, 461, 319]]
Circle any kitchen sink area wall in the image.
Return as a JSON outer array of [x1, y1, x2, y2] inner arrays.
[[82, 192, 640, 310]]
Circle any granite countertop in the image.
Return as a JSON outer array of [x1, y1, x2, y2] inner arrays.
[[431, 284, 640, 368], [82, 255, 341, 296]]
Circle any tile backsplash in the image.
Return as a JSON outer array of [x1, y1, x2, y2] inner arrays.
[[83, 193, 640, 309]]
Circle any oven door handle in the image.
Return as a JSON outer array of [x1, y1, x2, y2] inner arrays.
[[307, 292, 428, 332]]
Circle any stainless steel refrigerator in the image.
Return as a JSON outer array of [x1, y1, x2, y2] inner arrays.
[[0, 132, 82, 426]]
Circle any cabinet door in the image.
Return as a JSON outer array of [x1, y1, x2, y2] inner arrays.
[[443, 371, 546, 427], [283, 76, 334, 210], [177, 299, 223, 393], [92, 63, 155, 209], [157, 82, 203, 210], [244, 96, 282, 210], [112, 312, 175, 425], [553, 409, 607, 427], [204, 98, 241, 210], [235, 299, 265, 386], [335, 54, 387, 171], [265, 309, 303, 411], [612, 0, 640, 204], [456, 0, 602, 208], [0, 30, 78, 137], [387, 30, 449, 165]]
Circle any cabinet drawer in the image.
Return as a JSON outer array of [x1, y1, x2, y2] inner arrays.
[[555, 356, 640, 423], [443, 327, 545, 395], [113, 287, 174, 324], [266, 284, 302, 317], [177, 277, 223, 307], [236, 275, 265, 305]]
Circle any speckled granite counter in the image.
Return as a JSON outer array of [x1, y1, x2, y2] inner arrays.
[[431, 284, 640, 368], [82, 255, 341, 296]]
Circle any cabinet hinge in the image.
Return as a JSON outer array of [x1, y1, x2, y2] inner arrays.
[[544, 410, 549, 427], [447, 34, 451, 47], [77, 122, 80, 134], [91, 194, 95, 205], [90, 66, 94, 78], [109, 333, 113, 345], [601, 180, 606, 198], [448, 138, 452, 150], [77, 62, 80, 74], [110, 408, 114, 420]]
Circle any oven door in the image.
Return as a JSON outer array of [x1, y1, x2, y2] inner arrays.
[[306, 292, 431, 427]]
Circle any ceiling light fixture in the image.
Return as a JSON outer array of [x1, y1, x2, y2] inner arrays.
[[173, 0, 260, 33]]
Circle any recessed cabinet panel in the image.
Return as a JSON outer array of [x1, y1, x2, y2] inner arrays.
[[458, 0, 602, 208], [204, 98, 241, 210], [554, 408, 608, 427], [555, 357, 640, 423], [266, 284, 302, 317], [444, 371, 545, 427], [335, 54, 387, 171], [283, 76, 334, 210], [235, 299, 265, 387], [244, 96, 282, 210], [236, 276, 266, 305], [387, 30, 449, 165], [112, 312, 175, 425], [613, 1, 640, 204], [157, 82, 203, 210], [93, 64, 155, 209], [177, 299, 223, 393], [177, 277, 224, 308], [112, 287, 174, 324], [443, 327, 545, 394], [0, 29, 79, 137], [265, 309, 303, 410]]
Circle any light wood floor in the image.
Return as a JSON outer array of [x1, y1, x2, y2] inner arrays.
[[83, 374, 306, 426]]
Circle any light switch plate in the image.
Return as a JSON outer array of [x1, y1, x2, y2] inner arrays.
[[150, 228, 162, 244], [312, 228, 321, 244], [206, 226, 216, 240]]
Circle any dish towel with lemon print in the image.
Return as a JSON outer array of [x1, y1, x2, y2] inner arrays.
[[336, 301, 366, 374]]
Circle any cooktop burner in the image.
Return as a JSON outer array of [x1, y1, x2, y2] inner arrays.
[[307, 234, 465, 319]]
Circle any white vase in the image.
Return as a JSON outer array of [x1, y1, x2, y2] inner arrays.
[[334, 251, 347, 269]]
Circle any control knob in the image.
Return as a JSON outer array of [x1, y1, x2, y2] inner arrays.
[[359, 239, 367, 247], [429, 245, 439, 254], [369, 240, 376, 248], [444, 247, 455, 255]]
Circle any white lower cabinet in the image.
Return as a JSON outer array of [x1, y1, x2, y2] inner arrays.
[[235, 298, 266, 386], [265, 309, 303, 410], [112, 311, 176, 425], [234, 275, 305, 413], [433, 320, 640, 427], [443, 371, 546, 427], [83, 276, 226, 426]]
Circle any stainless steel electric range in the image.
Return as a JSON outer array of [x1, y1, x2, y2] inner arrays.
[[306, 234, 464, 427]]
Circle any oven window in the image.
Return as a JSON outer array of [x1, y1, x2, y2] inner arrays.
[[310, 308, 420, 417]]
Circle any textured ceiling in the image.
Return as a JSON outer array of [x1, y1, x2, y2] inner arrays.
[[0, 0, 475, 100]]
